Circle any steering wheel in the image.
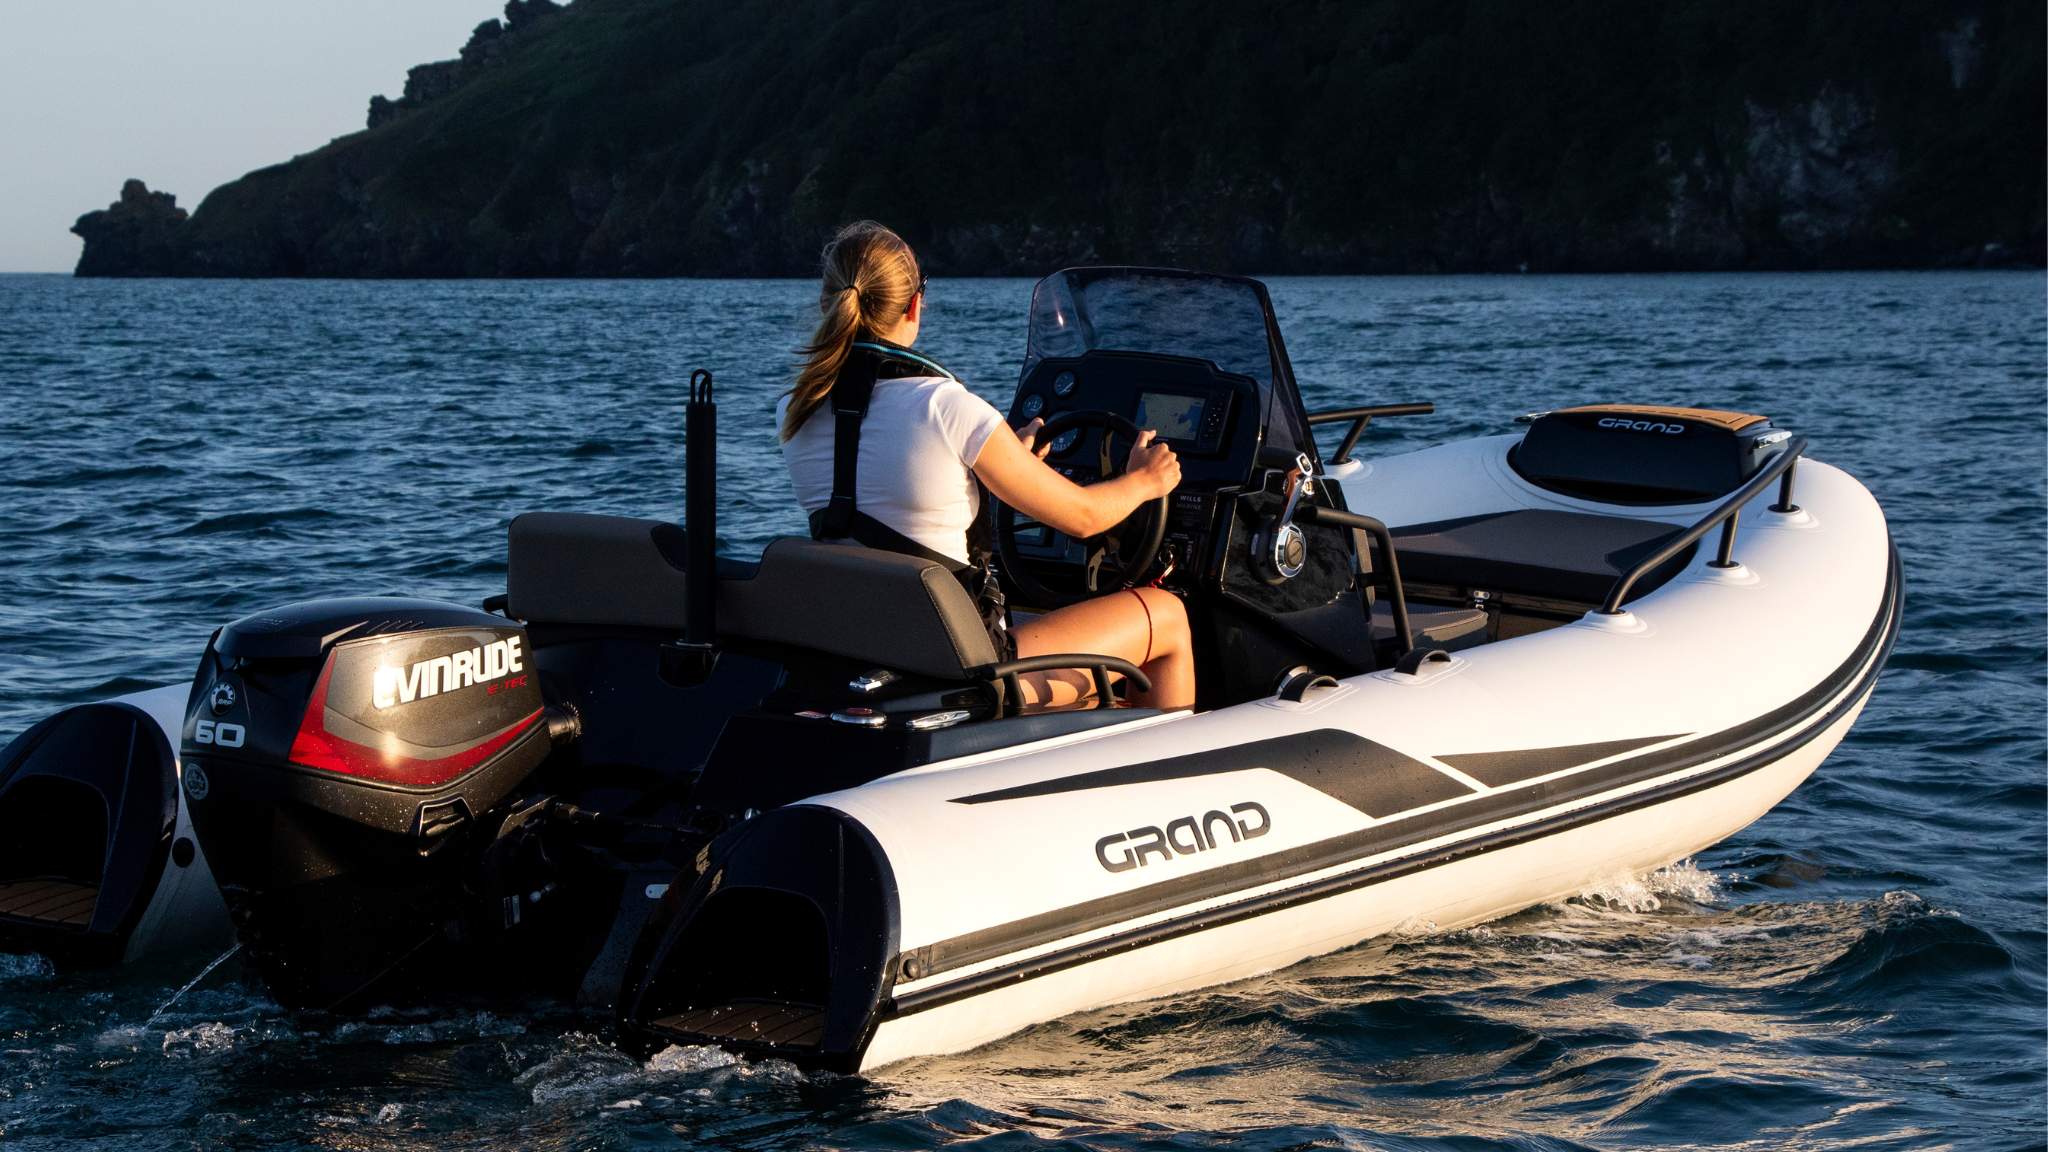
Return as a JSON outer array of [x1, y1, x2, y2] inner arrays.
[[995, 409, 1170, 608]]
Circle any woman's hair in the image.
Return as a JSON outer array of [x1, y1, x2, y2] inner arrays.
[[781, 221, 923, 441]]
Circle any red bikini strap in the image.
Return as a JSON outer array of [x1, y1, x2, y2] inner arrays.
[[1128, 588, 1153, 667]]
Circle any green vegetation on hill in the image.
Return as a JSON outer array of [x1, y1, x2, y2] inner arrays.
[[72, 0, 2045, 276]]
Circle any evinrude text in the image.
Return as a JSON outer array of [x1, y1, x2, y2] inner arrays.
[[372, 637, 525, 710]]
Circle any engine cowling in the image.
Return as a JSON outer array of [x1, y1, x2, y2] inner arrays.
[[181, 597, 555, 1009]]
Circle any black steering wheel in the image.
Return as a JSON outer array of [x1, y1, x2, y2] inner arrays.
[[995, 409, 1170, 608]]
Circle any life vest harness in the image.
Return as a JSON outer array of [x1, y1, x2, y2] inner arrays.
[[808, 339, 1014, 661]]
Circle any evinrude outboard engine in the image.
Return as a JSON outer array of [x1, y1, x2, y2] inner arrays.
[[181, 597, 567, 1008]]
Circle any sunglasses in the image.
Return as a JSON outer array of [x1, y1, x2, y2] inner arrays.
[[918, 269, 930, 298]]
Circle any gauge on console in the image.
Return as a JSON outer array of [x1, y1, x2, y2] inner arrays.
[[1020, 394, 1044, 419], [1050, 429, 1079, 454], [1053, 371, 1077, 397]]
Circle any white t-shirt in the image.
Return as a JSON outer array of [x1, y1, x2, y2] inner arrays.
[[779, 375, 1007, 565]]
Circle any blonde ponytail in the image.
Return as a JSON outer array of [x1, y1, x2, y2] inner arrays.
[[781, 221, 923, 441]]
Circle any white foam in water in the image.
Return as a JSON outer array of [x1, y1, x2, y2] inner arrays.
[[331, 1020, 375, 1043], [94, 1023, 151, 1049], [517, 1037, 800, 1105], [1389, 915, 1442, 937], [161, 1021, 236, 1058], [1879, 889, 1935, 917], [1574, 859, 1723, 912], [470, 1010, 528, 1038], [644, 1044, 741, 1075], [374, 1102, 404, 1124], [0, 952, 53, 982], [516, 1033, 645, 1105], [380, 1023, 441, 1046]]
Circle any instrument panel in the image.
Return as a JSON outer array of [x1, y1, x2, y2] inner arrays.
[[1004, 352, 1264, 587], [1011, 363, 1242, 463]]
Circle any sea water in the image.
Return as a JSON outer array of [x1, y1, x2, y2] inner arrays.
[[0, 272, 2040, 1149]]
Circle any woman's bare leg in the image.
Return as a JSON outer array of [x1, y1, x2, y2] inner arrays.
[[1010, 587, 1194, 711]]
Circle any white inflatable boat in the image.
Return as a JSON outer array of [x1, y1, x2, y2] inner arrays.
[[0, 269, 1895, 1078], [625, 270, 1898, 1070]]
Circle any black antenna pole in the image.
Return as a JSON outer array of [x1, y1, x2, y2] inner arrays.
[[680, 368, 718, 675]]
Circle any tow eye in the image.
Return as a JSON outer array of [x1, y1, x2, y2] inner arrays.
[[1256, 452, 1315, 584]]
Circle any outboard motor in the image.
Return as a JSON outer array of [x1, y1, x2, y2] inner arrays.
[[181, 597, 562, 1009]]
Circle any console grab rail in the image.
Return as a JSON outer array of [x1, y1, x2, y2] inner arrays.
[[1292, 504, 1415, 657], [1598, 435, 1808, 615], [1305, 402, 1435, 465]]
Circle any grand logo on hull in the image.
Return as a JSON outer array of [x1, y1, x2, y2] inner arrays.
[[372, 637, 524, 710], [1096, 801, 1269, 873]]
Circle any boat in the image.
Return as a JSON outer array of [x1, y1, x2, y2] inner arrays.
[[0, 268, 1898, 1073]]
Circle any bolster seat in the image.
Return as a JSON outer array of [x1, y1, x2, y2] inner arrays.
[[1390, 509, 1691, 606], [1371, 599, 1490, 650], [505, 513, 996, 680]]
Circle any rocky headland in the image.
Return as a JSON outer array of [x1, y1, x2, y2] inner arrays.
[[72, 0, 2045, 276]]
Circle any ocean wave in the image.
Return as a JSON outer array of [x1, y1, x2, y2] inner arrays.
[[3, 464, 179, 489], [1786, 892, 2027, 1006], [167, 508, 345, 537]]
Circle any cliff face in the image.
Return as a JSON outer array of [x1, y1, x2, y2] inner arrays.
[[71, 180, 189, 276], [73, 0, 2046, 277]]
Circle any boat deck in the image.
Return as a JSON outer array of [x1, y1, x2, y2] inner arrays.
[[0, 878, 97, 929], [650, 999, 827, 1051]]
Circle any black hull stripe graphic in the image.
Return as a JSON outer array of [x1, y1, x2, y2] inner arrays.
[[888, 544, 1901, 1006], [888, 656, 1887, 1021], [1435, 733, 1687, 789], [950, 728, 1474, 817]]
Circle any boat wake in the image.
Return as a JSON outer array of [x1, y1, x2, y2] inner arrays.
[[1571, 859, 1724, 912]]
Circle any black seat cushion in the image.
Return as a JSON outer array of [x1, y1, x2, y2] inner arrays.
[[1371, 600, 1489, 649], [507, 512, 751, 631], [1391, 509, 1690, 606], [506, 513, 998, 680], [719, 539, 1000, 678]]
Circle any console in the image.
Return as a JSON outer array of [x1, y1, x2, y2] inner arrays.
[[1004, 351, 1263, 589]]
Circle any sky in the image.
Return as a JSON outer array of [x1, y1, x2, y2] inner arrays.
[[0, 1, 509, 272]]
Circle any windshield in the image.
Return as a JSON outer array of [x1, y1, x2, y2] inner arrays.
[[1022, 268, 1309, 455]]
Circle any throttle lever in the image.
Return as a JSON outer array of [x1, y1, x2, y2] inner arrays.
[[1257, 452, 1316, 584], [1277, 451, 1315, 523]]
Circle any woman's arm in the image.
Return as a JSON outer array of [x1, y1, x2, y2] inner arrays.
[[972, 421, 1182, 538]]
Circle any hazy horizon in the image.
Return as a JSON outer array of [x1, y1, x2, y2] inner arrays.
[[0, 1, 506, 273]]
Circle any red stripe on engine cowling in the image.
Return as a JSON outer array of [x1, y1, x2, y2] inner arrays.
[[286, 655, 541, 788]]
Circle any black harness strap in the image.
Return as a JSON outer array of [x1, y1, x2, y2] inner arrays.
[[808, 341, 1013, 659], [812, 346, 871, 543], [807, 346, 964, 570]]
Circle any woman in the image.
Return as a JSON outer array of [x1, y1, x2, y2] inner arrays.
[[779, 221, 1194, 711]]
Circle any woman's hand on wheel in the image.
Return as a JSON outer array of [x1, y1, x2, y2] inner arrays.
[[1126, 430, 1181, 498], [1016, 417, 1052, 460]]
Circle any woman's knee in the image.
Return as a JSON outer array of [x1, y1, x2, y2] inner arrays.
[[1131, 587, 1190, 653]]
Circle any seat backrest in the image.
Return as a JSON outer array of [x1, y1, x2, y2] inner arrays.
[[507, 512, 695, 630], [721, 538, 998, 679], [505, 513, 996, 680]]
